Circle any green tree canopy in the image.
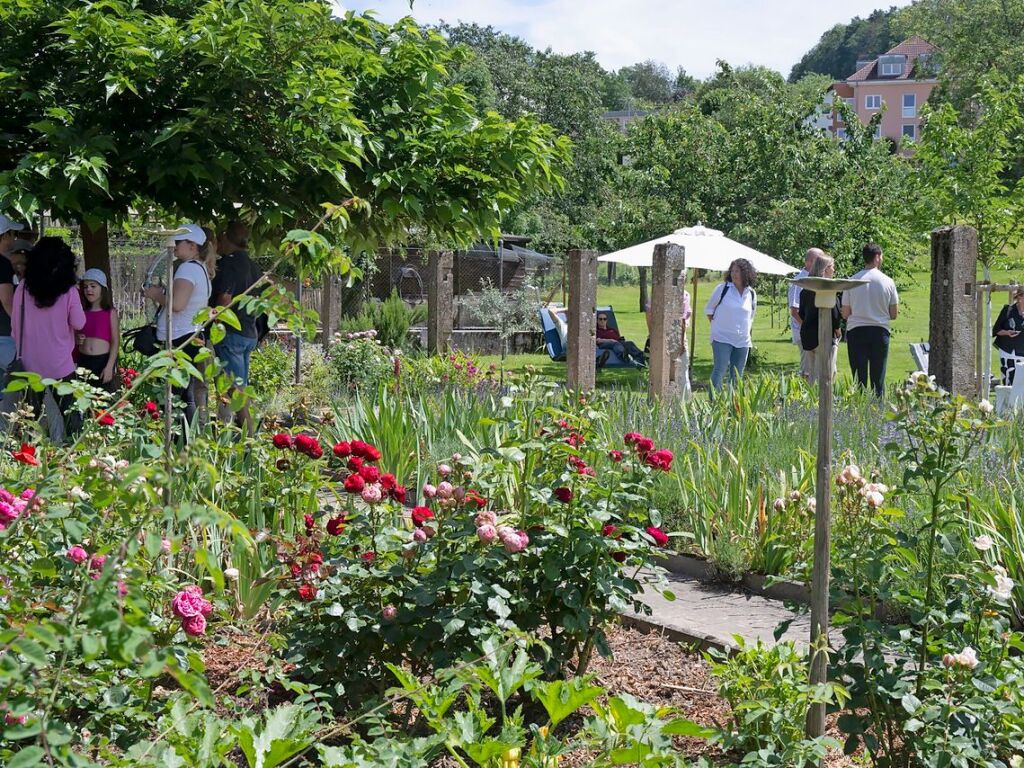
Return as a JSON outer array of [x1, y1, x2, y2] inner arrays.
[[0, 1, 567, 271], [789, 7, 899, 82]]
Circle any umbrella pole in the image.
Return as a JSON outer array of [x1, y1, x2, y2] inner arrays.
[[689, 271, 698, 376]]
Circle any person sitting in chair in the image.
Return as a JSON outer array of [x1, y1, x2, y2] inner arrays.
[[596, 312, 645, 368]]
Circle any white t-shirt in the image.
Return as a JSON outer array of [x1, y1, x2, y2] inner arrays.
[[841, 267, 899, 332], [156, 261, 211, 341], [788, 269, 808, 336], [705, 282, 756, 348]]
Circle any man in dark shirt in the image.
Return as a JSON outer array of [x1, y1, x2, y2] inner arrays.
[[211, 221, 260, 429], [596, 312, 645, 368], [0, 215, 29, 375]]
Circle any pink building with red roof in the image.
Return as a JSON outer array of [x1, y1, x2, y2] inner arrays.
[[829, 36, 938, 148]]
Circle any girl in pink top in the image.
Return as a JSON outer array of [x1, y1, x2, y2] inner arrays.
[[9, 238, 86, 440], [76, 268, 120, 389]]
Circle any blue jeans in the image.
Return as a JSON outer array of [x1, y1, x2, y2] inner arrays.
[[0, 336, 15, 374], [710, 341, 749, 393], [215, 331, 258, 387]]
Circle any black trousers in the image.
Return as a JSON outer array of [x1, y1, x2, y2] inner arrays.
[[846, 326, 890, 397]]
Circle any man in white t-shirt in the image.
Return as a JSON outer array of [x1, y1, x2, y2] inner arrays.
[[841, 243, 899, 397], [789, 248, 822, 379]]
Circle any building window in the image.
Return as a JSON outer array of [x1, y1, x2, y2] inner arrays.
[[866, 95, 882, 110], [902, 93, 916, 117], [902, 124, 916, 140], [881, 61, 903, 76]]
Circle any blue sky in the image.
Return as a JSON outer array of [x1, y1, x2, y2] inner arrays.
[[334, 1, 912, 79]]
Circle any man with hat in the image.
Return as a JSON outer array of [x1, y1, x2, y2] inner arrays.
[[0, 214, 30, 374]]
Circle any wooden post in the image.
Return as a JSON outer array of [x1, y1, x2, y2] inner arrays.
[[649, 243, 685, 400], [321, 273, 335, 354], [929, 226, 978, 395], [567, 249, 598, 392], [427, 251, 454, 354], [689, 272, 699, 376], [807, 288, 835, 742]]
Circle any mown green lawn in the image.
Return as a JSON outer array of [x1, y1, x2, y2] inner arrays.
[[479, 265, 1022, 392]]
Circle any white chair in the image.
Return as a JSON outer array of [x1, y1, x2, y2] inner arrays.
[[910, 342, 930, 374], [995, 359, 1024, 414]]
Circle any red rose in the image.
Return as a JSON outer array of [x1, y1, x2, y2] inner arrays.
[[411, 506, 434, 527], [553, 487, 573, 504], [609, 450, 623, 462], [634, 437, 654, 455], [343, 474, 365, 494], [350, 440, 368, 457], [297, 583, 316, 602], [272, 433, 293, 449], [347, 457, 364, 472], [645, 526, 669, 547], [143, 401, 160, 420], [645, 449, 674, 471], [303, 514, 315, 531], [389, 485, 407, 504], [308, 552, 323, 565], [558, 419, 570, 429], [361, 551, 376, 562], [359, 465, 381, 483], [602, 524, 618, 537], [11, 444, 39, 466], [326, 515, 347, 535], [624, 432, 642, 445], [289, 562, 302, 577], [362, 444, 381, 463], [308, 442, 324, 459], [98, 411, 115, 426], [332, 441, 352, 458], [380, 473, 396, 490], [566, 432, 584, 447], [464, 490, 487, 507]]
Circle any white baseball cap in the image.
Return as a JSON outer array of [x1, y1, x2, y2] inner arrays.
[[82, 268, 108, 289], [0, 215, 28, 236], [171, 223, 207, 246]]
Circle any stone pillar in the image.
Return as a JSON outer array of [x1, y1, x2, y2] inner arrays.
[[929, 225, 978, 395], [427, 250, 454, 354], [648, 244, 686, 400], [567, 249, 598, 392]]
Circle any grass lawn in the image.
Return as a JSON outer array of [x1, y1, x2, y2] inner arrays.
[[479, 264, 1022, 391]]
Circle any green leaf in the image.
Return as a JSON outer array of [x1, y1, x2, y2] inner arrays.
[[531, 678, 604, 728], [662, 717, 715, 738], [7, 746, 46, 768]]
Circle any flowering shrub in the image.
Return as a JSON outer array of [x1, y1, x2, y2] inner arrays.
[[399, 350, 501, 393], [277, 389, 675, 701], [328, 331, 393, 393]]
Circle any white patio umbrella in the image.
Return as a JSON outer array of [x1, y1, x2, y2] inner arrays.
[[598, 224, 798, 381], [598, 224, 798, 275]]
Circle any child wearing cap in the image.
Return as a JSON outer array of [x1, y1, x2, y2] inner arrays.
[[77, 268, 120, 389]]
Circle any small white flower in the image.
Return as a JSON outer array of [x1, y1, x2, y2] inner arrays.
[[807, 498, 817, 513], [973, 534, 994, 552], [254, 530, 269, 543], [979, 399, 994, 415], [864, 491, 884, 508], [223, 567, 239, 580], [990, 571, 1015, 601], [955, 646, 979, 669], [70, 486, 90, 501]]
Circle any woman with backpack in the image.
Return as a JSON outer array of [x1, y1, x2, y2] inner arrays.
[[705, 258, 757, 394]]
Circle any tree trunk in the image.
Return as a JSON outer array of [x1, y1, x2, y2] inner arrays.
[[638, 266, 649, 312], [81, 221, 111, 275]]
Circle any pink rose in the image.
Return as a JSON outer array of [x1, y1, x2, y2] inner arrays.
[[171, 585, 213, 619], [422, 483, 437, 498], [475, 510, 497, 527], [361, 484, 383, 504], [412, 528, 428, 543], [160, 538, 172, 554], [181, 613, 207, 637], [117, 580, 128, 597], [438, 464, 452, 477], [382, 605, 397, 621], [66, 545, 88, 564], [477, 524, 497, 543], [436, 481, 454, 499]]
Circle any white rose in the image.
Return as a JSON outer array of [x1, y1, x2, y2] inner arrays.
[[864, 491, 884, 508], [979, 399, 994, 415], [990, 572, 1015, 601], [224, 567, 240, 580], [973, 534, 994, 552], [955, 646, 979, 669]]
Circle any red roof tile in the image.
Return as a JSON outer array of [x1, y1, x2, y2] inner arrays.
[[844, 37, 937, 82], [886, 36, 936, 57]]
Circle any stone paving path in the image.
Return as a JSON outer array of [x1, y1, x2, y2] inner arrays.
[[627, 570, 822, 652]]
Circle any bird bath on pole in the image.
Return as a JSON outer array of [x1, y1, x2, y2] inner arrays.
[[790, 275, 867, 746]]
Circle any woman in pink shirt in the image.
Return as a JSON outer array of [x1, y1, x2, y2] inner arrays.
[[10, 237, 86, 439]]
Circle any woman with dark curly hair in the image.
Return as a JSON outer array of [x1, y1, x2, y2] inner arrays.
[[705, 257, 757, 393], [8, 236, 86, 440]]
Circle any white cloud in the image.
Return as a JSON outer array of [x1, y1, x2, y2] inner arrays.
[[333, 0, 912, 78]]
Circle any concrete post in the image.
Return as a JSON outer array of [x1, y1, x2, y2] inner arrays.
[[567, 250, 598, 392], [929, 226, 978, 395], [427, 250, 454, 355], [649, 243, 686, 400]]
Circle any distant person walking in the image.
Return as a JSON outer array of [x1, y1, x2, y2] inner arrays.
[[798, 252, 841, 385], [211, 221, 260, 431], [706, 258, 757, 393], [790, 248, 822, 379], [0, 215, 29, 376], [842, 243, 898, 397], [76, 269, 120, 391], [993, 287, 1024, 385]]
